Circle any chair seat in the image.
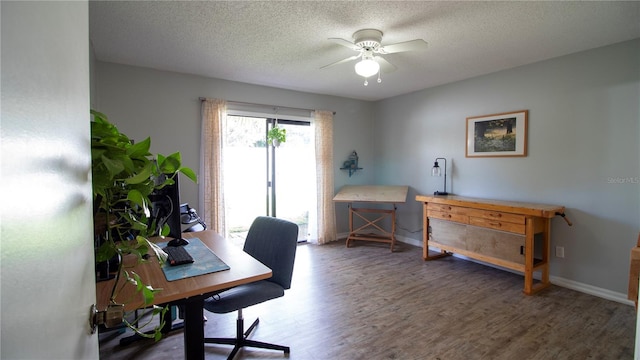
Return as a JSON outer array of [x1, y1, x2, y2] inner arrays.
[[204, 280, 284, 314]]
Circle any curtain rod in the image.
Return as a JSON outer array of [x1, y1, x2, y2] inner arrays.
[[199, 97, 336, 115]]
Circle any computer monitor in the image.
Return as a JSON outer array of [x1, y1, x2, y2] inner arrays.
[[149, 173, 182, 240]]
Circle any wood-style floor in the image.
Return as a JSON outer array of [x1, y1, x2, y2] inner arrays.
[[99, 240, 636, 359]]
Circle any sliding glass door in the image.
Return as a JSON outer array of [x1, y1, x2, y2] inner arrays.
[[223, 115, 314, 243]]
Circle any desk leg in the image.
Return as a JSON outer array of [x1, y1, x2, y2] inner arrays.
[[183, 297, 205, 360]]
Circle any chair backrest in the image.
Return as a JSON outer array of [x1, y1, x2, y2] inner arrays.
[[243, 216, 299, 290]]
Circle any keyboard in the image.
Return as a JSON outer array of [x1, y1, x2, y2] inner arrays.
[[163, 245, 195, 266]]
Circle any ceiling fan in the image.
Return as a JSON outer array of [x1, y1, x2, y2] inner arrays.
[[321, 29, 428, 85]]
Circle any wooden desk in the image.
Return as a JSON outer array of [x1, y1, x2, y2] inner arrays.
[[96, 230, 272, 360], [333, 185, 409, 251], [416, 195, 566, 295]]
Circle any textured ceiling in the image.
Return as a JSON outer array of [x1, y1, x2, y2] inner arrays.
[[89, 1, 640, 101]]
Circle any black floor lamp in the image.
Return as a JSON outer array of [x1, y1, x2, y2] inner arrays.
[[431, 157, 449, 195]]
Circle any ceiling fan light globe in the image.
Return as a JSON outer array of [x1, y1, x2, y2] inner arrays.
[[355, 59, 380, 78]]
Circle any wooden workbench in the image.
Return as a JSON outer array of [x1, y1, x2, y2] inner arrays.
[[416, 194, 568, 295], [334, 185, 409, 251]]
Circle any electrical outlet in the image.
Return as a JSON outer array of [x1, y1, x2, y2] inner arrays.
[[556, 246, 565, 258]]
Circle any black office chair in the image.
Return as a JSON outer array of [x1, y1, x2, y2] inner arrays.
[[203, 216, 298, 360]]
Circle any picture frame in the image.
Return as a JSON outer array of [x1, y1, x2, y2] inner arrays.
[[466, 110, 528, 157]]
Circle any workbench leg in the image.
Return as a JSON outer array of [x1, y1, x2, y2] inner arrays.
[[524, 217, 535, 295], [422, 203, 429, 260], [540, 218, 551, 285], [422, 202, 451, 260], [524, 217, 551, 295]]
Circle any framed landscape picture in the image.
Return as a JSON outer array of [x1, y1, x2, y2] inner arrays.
[[466, 110, 528, 157]]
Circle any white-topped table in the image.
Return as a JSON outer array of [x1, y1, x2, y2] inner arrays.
[[333, 185, 409, 251]]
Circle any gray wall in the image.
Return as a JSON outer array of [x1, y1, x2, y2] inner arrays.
[[1, 1, 97, 358], [373, 39, 640, 294], [93, 62, 375, 232]]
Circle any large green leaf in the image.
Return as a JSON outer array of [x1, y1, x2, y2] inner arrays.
[[91, 109, 109, 122], [128, 137, 151, 158], [158, 152, 181, 174], [91, 147, 106, 161], [118, 154, 136, 175], [179, 167, 198, 183], [126, 189, 151, 218], [130, 272, 162, 306], [124, 161, 153, 185], [128, 181, 155, 199], [160, 223, 170, 237], [95, 241, 118, 263], [101, 154, 125, 179], [126, 189, 145, 208]]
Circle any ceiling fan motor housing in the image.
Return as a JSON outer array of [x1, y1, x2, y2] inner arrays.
[[353, 29, 383, 51]]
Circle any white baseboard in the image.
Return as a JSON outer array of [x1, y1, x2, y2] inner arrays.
[[336, 233, 633, 306], [549, 276, 633, 306]]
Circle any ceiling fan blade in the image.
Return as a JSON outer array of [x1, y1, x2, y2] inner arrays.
[[375, 57, 397, 74], [375, 56, 397, 74], [379, 39, 428, 54], [328, 38, 359, 50], [320, 54, 361, 69]]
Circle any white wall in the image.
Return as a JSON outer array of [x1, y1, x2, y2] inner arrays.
[[93, 62, 375, 232], [373, 39, 640, 294], [1, 1, 98, 358]]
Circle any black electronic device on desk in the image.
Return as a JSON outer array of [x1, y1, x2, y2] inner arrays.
[[168, 237, 189, 247], [163, 245, 194, 266], [180, 203, 207, 232]]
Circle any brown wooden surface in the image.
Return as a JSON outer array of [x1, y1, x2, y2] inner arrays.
[[467, 207, 526, 224], [466, 225, 526, 265], [429, 219, 468, 249], [428, 209, 469, 224], [430, 219, 526, 265], [96, 230, 272, 311], [469, 216, 525, 234], [417, 194, 561, 295], [416, 194, 564, 218], [346, 206, 397, 251]]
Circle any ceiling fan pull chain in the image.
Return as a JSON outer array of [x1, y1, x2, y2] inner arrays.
[[364, 79, 368, 86], [377, 71, 382, 83]]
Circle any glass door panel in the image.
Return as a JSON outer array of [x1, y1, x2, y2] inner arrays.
[[223, 116, 267, 245], [273, 121, 314, 241], [224, 116, 314, 244]]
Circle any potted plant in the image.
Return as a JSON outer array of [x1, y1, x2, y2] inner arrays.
[[267, 125, 286, 146], [91, 109, 197, 340]]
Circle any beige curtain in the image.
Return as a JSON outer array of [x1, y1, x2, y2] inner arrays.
[[200, 99, 227, 235], [314, 110, 337, 244]]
